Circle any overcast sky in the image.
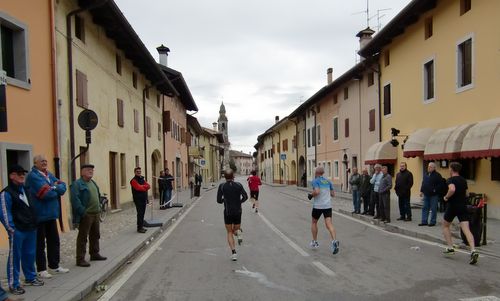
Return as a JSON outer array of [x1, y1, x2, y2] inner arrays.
[[115, 0, 411, 154]]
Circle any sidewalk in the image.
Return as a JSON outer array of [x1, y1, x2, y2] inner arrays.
[[0, 183, 218, 301], [280, 185, 500, 259]]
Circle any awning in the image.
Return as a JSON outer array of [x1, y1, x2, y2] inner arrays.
[[461, 118, 500, 158], [365, 141, 397, 165], [423, 123, 475, 160], [403, 128, 436, 158]]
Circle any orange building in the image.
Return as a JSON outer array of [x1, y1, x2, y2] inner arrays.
[[0, 0, 67, 246]]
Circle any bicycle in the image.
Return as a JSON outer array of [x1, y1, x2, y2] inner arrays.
[[99, 193, 109, 222]]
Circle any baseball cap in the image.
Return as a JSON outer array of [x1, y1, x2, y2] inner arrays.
[[8, 164, 29, 174]]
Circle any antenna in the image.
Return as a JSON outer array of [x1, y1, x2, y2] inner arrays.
[[370, 8, 392, 31], [352, 0, 370, 27]]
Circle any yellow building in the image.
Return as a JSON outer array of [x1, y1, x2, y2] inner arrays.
[[55, 0, 177, 212], [359, 0, 500, 218], [0, 0, 62, 245], [200, 127, 224, 184]]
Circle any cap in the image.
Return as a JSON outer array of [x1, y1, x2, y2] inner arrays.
[[80, 164, 95, 170], [8, 164, 29, 174]]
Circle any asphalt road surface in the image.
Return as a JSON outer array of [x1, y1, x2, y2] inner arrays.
[[95, 177, 500, 301]]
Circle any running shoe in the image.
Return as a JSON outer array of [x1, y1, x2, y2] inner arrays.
[[231, 253, 238, 261], [236, 230, 243, 245], [255, 208, 258, 213], [469, 251, 479, 265], [9, 286, 25, 295], [443, 247, 455, 255], [252, 204, 255, 209], [25, 278, 44, 286], [51, 266, 70, 274], [309, 240, 320, 249], [38, 270, 53, 279], [331, 240, 340, 254]]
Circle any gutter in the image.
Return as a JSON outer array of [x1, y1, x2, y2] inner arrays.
[[67, 0, 109, 181]]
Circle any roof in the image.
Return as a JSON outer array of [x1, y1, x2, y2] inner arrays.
[[160, 65, 198, 111], [358, 0, 437, 58], [289, 61, 368, 118], [81, 0, 178, 96], [230, 150, 253, 158], [255, 116, 291, 145], [186, 115, 203, 135], [202, 127, 225, 143]]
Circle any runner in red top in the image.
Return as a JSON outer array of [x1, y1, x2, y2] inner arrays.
[[247, 170, 262, 213]]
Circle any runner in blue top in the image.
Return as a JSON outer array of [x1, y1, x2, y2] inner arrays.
[[309, 166, 339, 254]]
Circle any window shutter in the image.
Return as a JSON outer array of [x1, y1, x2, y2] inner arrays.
[[345, 118, 350, 138], [181, 128, 186, 143], [76, 70, 88, 108], [158, 123, 161, 140], [134, 109, 139, 133], [117, 99, 124, 127], [384, 84, 391, 115], [369, 109, 375, 132], [162, 111, 171, 132], [146, 116, 151, 137]]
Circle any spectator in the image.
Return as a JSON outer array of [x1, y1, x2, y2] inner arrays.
[[395, 162, 414, 221], [359, 168, 372, 215], [161, 168, 174, 209], [25, 155, 69, 279], [0, 164, 44, 295], [158, 171, 166, 207], [369, 164, 383, 218], [70, 164, 107, 267], [349, 167, 361, 214], [378, 166, 393, 223], [419, 162, 443, 227], [130, 167, 151, 233]]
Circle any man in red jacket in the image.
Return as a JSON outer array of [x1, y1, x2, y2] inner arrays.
[[247, 170, 262, 213], [130, 167, 151, 233]]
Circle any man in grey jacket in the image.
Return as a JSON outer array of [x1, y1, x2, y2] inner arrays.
[[378, 166, 393, 223], [349, 168, 361, 214]]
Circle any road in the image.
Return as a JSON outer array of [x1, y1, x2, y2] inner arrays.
[[94, 177, 500, 301]]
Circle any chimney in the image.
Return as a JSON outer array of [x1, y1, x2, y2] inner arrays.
[[275, 116, 279, 124], [356, 27, 375, 60], [212, 122, 217, 131], [327, 68, 333, 84], [156, 44, 170, 66]]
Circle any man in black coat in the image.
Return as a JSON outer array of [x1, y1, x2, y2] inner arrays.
[[419, 162, 443, 226], [395, 162, 414, 221]]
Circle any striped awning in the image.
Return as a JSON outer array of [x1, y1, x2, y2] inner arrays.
[[423, 123, 475, 160], [403, 128, 436, 158], [365, 141, 397, 165], [461, 118, 500, 158]]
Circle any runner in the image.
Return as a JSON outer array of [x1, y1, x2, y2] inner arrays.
[[247, 170, 262, 213], [442, 162, 479, 265], [217, 170, 248, 261], [309, 166, 339, 254]]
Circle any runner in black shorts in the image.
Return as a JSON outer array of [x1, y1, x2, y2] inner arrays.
[[442, 162, 478, 264], [312, 208, 332, 220], [217, 170, 248, 261]]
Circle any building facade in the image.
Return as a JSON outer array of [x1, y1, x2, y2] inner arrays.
[[229, 150, 253, 176]]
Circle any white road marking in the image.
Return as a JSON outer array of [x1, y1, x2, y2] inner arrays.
[[258, 212, 310, 257], [97, 196, 202, 301], [235, 266, 298, 293], [460, 297, 500, 301], [311, 261, 336, 277]]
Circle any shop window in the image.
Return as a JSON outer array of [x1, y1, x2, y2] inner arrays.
[[491, 158, 500, 181]]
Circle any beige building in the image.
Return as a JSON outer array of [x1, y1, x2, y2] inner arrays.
[[359, 0, 500, 218], [200, 127, 225, 184], [187, 115, 203, 181], [230, 150, 253, 176], [55, 0, 177, 213]]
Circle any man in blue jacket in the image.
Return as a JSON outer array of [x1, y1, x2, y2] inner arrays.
[[0, 165, 44, 295], [70, 164, 107, 267], [25, 155, 69, 279]]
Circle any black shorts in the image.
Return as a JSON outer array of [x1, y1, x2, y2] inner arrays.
[[443, 205, 469, 223], [312, 208, 332, 220], [250, 191, 259, 200], [224, 213, 242, 225]]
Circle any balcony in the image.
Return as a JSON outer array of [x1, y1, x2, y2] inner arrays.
[[189, 146, 204, 159]]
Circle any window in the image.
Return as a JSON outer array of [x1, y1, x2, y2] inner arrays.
[[277, 142, 280, 153], [367, 72, 374, 87], [145, 88, 149, 99], [158, 123, 161, 140], [303, 129, 306, 146], [135, 155, 139, 168], [343, 87, 349, 100], [74, 15, 85, 42], [458, 159, 476, 180], [369, 109, 376, 132], [333, 117, 339, 141], [133, 109, 139, 133], [334, 161, 339, 178], [345, 118, 350, 138], [327, 162, 331, 178], [76, 69, 88, 108], [384, 50, 390, 67], [460, 0, 471, 15], [312, 126, 316, 146], [132, 72, 137, 89], [162, 111, 171, 132], [120, 153, 126, 187], [0, 15, 29, 87], [457, 37, 473, 90], [307, 129, 311, 147], [352, 156, 358, 169], [157, 94, 161, 108], [424, 59, 435, 100], [383, 83, 391, 116], [424, 17, 433, 39], [492, 158, 500, 181], [116, 54, 122, 75], [117, 99, 124, 127], [333, 93, 338, 104], [317, 125, 321, 145]]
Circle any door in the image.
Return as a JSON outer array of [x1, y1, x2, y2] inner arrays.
[[109, 152, 119, 209]]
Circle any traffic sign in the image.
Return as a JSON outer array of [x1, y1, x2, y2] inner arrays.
[[280, 153, 286, 160]]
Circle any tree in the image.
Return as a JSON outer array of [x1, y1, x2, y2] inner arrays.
[[229, 159, 237, 173]]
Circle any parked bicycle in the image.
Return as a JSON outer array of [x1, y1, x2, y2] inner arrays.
[[99, 193, 109, 222]]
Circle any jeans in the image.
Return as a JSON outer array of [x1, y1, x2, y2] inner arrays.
[[36, 219, 61, 271], [422, 195, 439, 224], [352, 190, 361, 213], [7, 229, 37, 289], [398, 195, 412, 219], [0, 285, 7, 301], [163, 189, 172, 207]]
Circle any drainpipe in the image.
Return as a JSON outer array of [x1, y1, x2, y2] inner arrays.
[[278, 131, 281, 184], [376, 62, 382, 143], [292, 118, 299, 186], [67, 0, 109, 181], [142, 88, 148, 181], [311, 108, 317, 167]]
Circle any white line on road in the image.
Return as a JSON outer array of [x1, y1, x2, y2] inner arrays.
[[258, 212, 310, 257], [97, 196, 202, 301], [311, 261, 336, 277]]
